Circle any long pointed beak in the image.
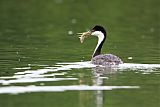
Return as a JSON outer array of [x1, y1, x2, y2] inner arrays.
[[77, 31, 92, 43]]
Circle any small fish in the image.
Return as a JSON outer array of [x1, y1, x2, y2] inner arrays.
[[77, 31, 91, 43]]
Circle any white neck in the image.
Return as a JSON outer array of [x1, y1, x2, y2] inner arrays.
[[91, 31, 105, 57]]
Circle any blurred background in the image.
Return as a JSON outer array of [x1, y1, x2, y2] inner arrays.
[[0, 0, 159, 107]]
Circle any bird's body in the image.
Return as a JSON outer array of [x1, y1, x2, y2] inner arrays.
[[78, 25, 123, 66], [91, 54, 123, 66]]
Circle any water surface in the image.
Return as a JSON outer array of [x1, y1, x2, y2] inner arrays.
[[0, 0, 160, 107]]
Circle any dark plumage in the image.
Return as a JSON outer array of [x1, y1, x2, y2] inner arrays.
[[91, 54, 123, 66]]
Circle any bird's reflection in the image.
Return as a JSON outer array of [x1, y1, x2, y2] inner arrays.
[[93, 66, 118, 107], [79, 66, 118, 107], [92, 66, 118, 76], [92, 76, 103, 107]]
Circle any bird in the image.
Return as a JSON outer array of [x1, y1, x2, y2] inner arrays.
[[78, 25, 123, 66]]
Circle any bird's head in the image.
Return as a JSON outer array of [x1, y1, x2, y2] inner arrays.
[[78, 25, 106, 43], [90, 25, 106, 36]]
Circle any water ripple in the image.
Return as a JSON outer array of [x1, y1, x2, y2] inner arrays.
[[0, 61, 160, 85], [0, 85, 140, 94]]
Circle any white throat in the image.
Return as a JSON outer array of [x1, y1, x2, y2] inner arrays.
[[91, 31, 105, 56]]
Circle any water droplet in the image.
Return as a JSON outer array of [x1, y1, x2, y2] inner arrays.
[[128, 57, 133, 60], [71, 19, 77, 24], [40, 83, 45, 86], [150, 28, 154, 32], [68, 31, 73, 35], [141, 35, 145, 39]]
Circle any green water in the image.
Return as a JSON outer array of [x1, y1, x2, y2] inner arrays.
[[0, 0, 160, 107]]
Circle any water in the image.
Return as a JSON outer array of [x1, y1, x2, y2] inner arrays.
[[0, 0, 160, 107]]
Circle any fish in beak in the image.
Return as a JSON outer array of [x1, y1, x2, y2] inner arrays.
[[77, 31, 92, 43]]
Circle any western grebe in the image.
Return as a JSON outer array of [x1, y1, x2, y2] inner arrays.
[[78, 25, 123, 66]]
